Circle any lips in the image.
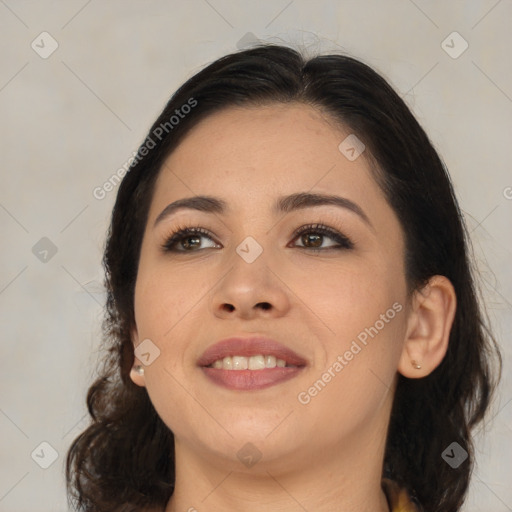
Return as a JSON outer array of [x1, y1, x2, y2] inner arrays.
[[197, 336, 307, 390]]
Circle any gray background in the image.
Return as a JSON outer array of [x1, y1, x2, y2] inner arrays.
[[1, 1, 511, 510]]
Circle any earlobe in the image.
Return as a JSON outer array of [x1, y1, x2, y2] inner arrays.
[[129, 325, 146, 387], [130, 363, 146, 387], [398, 275, 457, 379]]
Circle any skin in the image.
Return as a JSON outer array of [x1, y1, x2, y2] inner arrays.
[[129, 103, 456, 512]]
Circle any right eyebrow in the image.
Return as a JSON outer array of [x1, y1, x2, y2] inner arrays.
[[154, 196, 228, 228]]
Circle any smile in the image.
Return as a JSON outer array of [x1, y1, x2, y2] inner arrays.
[[198, 336, 307, 390]]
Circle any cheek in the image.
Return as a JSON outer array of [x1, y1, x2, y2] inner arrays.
[[134, 263, 201, 339], [296, 299, 405, 436], [293, 253, 406, 379], [287, 252, 402, 330], [133, 270, 210, 438]]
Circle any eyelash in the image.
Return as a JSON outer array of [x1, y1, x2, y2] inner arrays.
[[161, 223, 354, 253]]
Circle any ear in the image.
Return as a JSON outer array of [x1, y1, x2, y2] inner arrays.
[[398, 275, 456, 378], [129, 324, 146, 388]]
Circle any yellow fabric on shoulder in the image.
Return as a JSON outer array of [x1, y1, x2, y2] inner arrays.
[[382, 478, 421, 512]]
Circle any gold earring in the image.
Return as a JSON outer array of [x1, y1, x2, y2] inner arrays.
[[411, 360, 422, 370]]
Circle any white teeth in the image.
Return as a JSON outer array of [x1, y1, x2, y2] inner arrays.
[[265, 355, 277, 368], [248, 355, 265, 370], [232, 356, 248, 370], [209, 355, 289, 370]]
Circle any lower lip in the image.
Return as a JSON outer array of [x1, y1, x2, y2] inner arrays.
[[201, 367, 304, 390]]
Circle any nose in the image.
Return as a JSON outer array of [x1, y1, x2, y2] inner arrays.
[[210, 255, 291, 321]]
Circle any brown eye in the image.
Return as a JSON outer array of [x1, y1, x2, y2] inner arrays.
[[292, 224, 354, 251], [162, 227, 218, 252]]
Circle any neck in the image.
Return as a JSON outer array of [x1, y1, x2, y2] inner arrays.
[[164, 423, 391, 512]]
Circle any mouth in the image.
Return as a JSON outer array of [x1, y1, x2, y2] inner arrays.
[[197, 336, 307, 390]]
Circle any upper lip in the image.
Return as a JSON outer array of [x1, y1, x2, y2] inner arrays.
[[197, 336, 308, 368]]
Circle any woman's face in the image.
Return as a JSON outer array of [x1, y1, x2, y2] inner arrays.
[[131, 103, 410, 471]]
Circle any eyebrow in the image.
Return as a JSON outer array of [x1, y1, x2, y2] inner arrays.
[[153, 192, 374, 230]]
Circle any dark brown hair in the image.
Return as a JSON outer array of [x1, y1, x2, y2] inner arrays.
[[66, 43, 502, 512]]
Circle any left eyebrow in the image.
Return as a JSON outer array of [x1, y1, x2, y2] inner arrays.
[[153, 192, 374, 231], [273, 192, 373, 230]]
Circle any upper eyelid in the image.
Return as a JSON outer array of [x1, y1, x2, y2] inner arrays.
[[160, 214, 354, 236], [164, 223, 345, 240]]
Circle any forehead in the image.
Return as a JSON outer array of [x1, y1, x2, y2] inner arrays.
[[151, 103, 382, 212]]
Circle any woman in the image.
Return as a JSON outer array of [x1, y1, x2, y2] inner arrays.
[[66, 43, 502, 512]]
